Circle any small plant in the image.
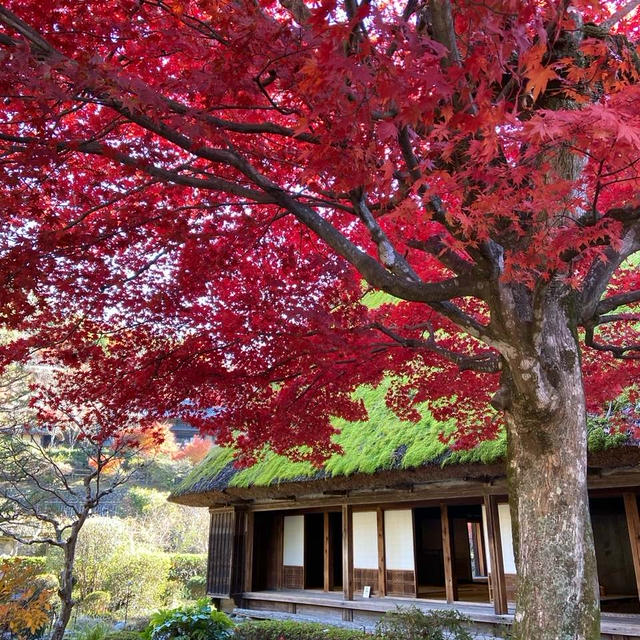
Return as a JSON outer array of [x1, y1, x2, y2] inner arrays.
[[374, 607, 476, 640], [146, 599, 232, 640], [103, 632, 144, 640], [69, 620, 114, 640]]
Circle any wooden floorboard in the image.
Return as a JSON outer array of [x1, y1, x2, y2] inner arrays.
[[240, 590, 640, 637]]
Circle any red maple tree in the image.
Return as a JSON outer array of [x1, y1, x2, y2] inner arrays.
[[1, 1, 640, 637]]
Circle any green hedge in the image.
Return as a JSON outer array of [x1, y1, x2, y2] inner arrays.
[[233, 621, 369, 640], [167, 553, 207, 583], [2, 555, 47, 574]]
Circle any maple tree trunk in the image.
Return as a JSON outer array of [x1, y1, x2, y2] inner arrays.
[[51, 538, 78, 640], [501, 288, 600, 640]]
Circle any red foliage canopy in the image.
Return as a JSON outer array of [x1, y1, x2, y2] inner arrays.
[[0, 0, 639, 461]]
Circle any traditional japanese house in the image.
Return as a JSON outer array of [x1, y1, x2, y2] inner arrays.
[[169, 387, 640, 639]]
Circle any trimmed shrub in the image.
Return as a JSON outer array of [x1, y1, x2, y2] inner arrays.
[[168, 554, 207, 583], [106, 551, 171, 614], [185, 575, 206, 599], [75, 516, 133, 599], [374, 607, 475, 640], [233, 620, 369, 640], [147, 599, 232, 640]]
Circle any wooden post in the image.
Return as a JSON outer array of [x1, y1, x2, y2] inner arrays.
[[624, 493, 640, 601], [377, 507, 386, 596], [484, 495, 507, 614], [324, 511, 330, 592], [276, 514, 284, 590], [342, 503, 354, 601], [243, 510, 254, 593], [440, 503, 458, 603], [474, 521, 487, 576]]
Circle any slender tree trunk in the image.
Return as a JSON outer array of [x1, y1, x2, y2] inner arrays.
[[51, 537, 78, 640], [500, 285, 600, 640]]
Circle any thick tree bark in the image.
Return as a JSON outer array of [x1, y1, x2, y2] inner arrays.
[[499, 283, 600, 640]]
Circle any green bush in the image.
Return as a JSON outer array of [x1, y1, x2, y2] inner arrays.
[[233, 620, 369, 640], [34, 572, 59, 593], [3, 555, 47, 574], [80, 590, 112, 616], [168, 554, 207, 583], [75, 516, 134, 599], [374, 607, 475, 640], [185, 575, 206, 599], [106, 551, 171, 614], [147, 599, 232, 640]]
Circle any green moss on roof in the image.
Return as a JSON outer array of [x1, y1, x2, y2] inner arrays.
[[172, 384, 634, 499], [173, 382, 489, 497]]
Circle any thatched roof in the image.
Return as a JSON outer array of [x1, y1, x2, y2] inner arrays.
[[169, 384, 638, 507]]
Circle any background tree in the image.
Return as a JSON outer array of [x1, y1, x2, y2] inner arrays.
[[1, 1, 640, 638], [0, 364, 152, 640]]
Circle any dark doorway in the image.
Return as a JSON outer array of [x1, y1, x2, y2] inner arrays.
[[447, 504, 489, 602], [328, 511, 343, 590], [591, 496, 639, 613], [252, 512, 282, 591], [304, 513, 324, 589], [414, 504, 489, 603], [415, 506, 445, 596]]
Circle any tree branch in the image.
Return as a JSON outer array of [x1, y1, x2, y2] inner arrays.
[[370, 322, 501, 372], [595, 289, 640, 315]]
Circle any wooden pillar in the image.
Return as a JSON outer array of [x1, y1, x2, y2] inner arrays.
[[484, 495, 508, 615], [342, 503, 354, 601], [377, 507, 386, 596], [324, 512, 330, 592], [440, 503, 458, 603], [243, 510, 254, 593], [276, 513, 284, 590], [474, 521, 487, 576], [623, 493, 640, 601]]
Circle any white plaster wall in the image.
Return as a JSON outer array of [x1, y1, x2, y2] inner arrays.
[[384, 509, 415, 570], [353, 511, 378, 569], [481, 503, 517, 575], [498, 503, 517, 574], [283, 515, 304, 566]]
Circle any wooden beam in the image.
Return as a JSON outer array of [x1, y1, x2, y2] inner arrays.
[[377, 507, 386, 596], [243, 509, 254, 592], [441, 503, 458, 603], [484, 495, 507, 615], [624, 493, 640, 601], [342, 503, 354, 600], [324, 511, 330, 592]]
